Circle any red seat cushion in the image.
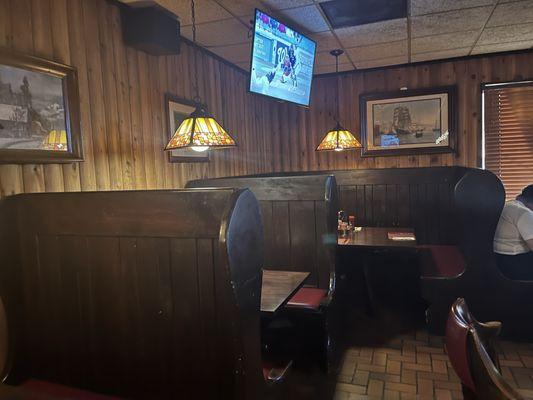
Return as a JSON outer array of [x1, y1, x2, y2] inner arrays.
[[420, 245, 466, 278], [286, 288, 326, 310], [21, 380, 121, 400]]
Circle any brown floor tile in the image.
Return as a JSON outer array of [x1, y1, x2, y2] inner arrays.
[[335, 329, 533, 400], [368, 379, 384, 397], [417, 377, 434, 396]]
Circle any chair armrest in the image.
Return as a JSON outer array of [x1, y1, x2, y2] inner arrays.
[[474, 320, 502, 338], [470, 331, 524, 399], [263, 360, 292, 383]]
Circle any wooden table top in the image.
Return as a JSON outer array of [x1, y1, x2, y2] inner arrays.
[[337, 227, 418, 249], [261, 269, 310, 314]]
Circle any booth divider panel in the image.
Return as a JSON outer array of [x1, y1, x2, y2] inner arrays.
[[289, 201, 318, 286]]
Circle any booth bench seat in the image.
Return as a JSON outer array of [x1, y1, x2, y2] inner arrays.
[[419, 245, 467, 279], [286, 288, 328, 310]]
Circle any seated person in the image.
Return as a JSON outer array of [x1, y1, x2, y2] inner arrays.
[[494, 184, 533, 280]]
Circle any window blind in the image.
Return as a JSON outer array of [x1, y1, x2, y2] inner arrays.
[[484, 84, 533, 200]]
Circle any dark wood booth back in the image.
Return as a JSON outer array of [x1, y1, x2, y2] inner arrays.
[[192, 167, 473, 246], [187, 175, 338, 290], [0, 189, 264, 399], [332, 167, 473, 245]]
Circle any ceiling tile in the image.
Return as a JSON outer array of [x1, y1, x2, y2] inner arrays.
[[209, 42, 252, 62], [315, 50, 350, 66], [477, 23, 533, 45], [346, 40, 407, 62], [335, 18, 407, 48], [411, 6, 493, 38], [354, 56, 408, 70], [471, 40, 533, 55], [173, 0, 231, 25], [486, 1, 533, 27], [314, 62, 354, 75], [411, 30, 478, 53], [278, 5, 330, 33], [215, 0, 262, 17], [260, 0, 314, 10], [182, 19, 250, 46], [411, 48, 470, 62], [309, 31, 341, 52], [410, 0, 495, 16]]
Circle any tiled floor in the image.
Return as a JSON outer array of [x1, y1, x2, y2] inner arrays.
[[334, 330, 533, 400]]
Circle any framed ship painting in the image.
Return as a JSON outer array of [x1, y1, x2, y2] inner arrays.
[[165, 94, 209, 163], [0, 49, 82, 163], [360, 86, 457, 156]]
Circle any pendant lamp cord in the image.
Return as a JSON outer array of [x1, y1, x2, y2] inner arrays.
[[335, 53, 339, 124], [191, 0, 201, 104]]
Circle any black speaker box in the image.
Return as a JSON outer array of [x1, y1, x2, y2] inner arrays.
[[121, 4, 180, 55]]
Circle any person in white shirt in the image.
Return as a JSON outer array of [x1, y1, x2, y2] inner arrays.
[[494, 184, 533, 280]]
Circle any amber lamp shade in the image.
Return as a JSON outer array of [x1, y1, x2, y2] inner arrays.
[[316, 122, 361, 152], [165, 104, 236, 152]]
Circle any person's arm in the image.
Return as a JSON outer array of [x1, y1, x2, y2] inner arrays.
[[517, 211, 533, 251]]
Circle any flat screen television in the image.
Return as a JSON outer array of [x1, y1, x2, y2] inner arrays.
[[249, 9, 316, 107]]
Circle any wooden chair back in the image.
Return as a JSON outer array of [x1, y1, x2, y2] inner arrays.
[[0, 189, 264, 400], [187, 175, 338, 290], [445, 298, 477, 392], [446, 298, 524, 400]]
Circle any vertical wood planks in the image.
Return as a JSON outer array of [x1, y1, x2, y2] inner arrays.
[[0, 0, 532, 197]]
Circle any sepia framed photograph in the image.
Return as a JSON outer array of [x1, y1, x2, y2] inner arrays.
[[165, 93, 209, 163], [360, 86, 457, 157], [0, 49, 83, 163]]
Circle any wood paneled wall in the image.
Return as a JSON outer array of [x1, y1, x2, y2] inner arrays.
[[0, 0, 277, 197], [303, 51, 533, 172], [1, 0, 532, 198]]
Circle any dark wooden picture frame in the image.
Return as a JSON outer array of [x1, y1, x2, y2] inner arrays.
[[165, 93, 209, 163], [359, 86, 457, 157], [0, 49, 83, 163]]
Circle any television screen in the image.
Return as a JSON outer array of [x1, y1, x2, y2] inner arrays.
[[249, 9, 316, 107]]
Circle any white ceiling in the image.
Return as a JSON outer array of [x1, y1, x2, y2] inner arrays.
[[120, 0, 533, 75]]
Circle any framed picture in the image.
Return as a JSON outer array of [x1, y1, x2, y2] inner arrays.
[[0, 49, 82, 163], [165, 93, 209, 163], [360, 86, 457, 157]]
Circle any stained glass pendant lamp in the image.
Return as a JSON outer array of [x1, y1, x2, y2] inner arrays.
[[316, 49, 361, 152], [165, 0, 236, 153]]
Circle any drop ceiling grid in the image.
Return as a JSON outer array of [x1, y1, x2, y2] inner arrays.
[[126, 0, 533, 74]]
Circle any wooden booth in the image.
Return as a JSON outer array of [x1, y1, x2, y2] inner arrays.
[[0, 189, 281, 399]]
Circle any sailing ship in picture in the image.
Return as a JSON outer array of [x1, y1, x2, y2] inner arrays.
[[360, 87, 456, 156], [372, 99, 442, 147]]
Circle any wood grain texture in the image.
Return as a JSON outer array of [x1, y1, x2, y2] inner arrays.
[[0, 189, 265, 399], [0, 0, 532, 197], [187, 175, 338, 288]]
